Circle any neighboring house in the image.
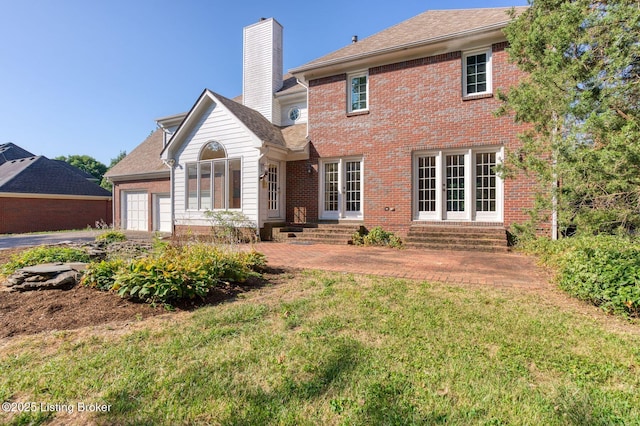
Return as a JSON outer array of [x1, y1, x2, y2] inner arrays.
[[109, 7, 545, 244], [0, 143, 112, 234]]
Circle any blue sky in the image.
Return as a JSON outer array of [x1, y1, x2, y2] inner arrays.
[[0, 0, 527, 165]]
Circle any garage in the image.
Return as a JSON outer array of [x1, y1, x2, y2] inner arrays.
[[154, 194, 172, 233], [123, 191, 148, 231]]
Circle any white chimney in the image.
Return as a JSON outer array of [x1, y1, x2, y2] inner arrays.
[[243, 18, 283, 123]]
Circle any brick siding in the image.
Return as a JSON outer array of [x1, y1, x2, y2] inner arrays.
[[0, 197, 112, 234], [286, 43, 542, 236]]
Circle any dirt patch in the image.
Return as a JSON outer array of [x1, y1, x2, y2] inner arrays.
[[0, 247, 276, 339]]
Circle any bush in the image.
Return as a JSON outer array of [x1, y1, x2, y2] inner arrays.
[[353, 226, 403, 249], [83, 243, 265, 304], [82, 259, 125, 291], [96, 230, 127, 244], [524, 235, 640, 318], [1, 246, 91, 275]]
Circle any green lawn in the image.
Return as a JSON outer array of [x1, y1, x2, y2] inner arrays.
[[1, 270, 639, 425]]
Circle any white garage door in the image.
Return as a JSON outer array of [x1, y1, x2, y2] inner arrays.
[[155, 194, 172, 233], [124, 191, 148, 231]]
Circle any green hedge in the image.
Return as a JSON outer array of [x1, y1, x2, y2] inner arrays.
[[1, 246, 91, 275], [524, 235, 640, 317]]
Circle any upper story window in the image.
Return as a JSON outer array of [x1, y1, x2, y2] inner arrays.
[[187, 141, 241, 211], [463, 49, 492, 97], [348, 72, 368, 112]]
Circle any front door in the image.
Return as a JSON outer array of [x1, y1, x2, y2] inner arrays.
[[321, 159, 363, 220]]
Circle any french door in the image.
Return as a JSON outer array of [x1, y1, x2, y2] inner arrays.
[[321, 158, 363, 220], [267, 162, 281, 218], [415, 148, 502, 222]]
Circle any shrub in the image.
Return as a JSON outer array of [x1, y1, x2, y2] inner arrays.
[[85, 243, 265, 304], [1, 246, 91, 275], [526, 235, 640, 318], [96, 230, 127, 244], [354, 226, 403, 249], [204, 210, 258, 244], [82, 259, 125, 291]]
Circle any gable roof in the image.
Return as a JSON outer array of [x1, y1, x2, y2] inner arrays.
[[0, 143, 35, 165], [0, 156, 112, 197], [291, 7, 526, 77], [162, 89, 306, 159], [104, 129, 168, 180]]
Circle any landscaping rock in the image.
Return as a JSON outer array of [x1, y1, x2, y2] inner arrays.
[[1, 263, 85, 292]]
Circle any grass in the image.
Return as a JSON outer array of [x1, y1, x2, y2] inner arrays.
[[1, 270, 639, 425]]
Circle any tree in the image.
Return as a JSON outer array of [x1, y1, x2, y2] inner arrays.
[[100, 150, 127, 191], [55, 154, 108, 182], [498, 1, 640, 236]]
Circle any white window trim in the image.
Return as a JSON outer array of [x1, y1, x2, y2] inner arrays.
[[413, 147, 503, 222], [185, 157, 243, 212], [347, 71, 369, 113], [462, 48, 492, 97]]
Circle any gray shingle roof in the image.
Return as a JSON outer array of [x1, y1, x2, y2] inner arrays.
[[291, 7, 526, 74], [0, 143, 34, 165], [104, 129, 168, 179], [0, 156, 112, 197]]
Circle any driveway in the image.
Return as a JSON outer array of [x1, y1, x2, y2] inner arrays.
[[0, 230, 103, 250]]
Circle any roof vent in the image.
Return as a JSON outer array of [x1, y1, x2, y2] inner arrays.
[[352, 35, 358, 43], [259, 17, 267, 21]]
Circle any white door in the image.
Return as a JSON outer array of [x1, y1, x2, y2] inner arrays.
[[154, 194, 172, 233], [321, 159, 363, 220], [267, 163, 281, 218], [124, 191, 148, 231], [444, 154, 467, 220]]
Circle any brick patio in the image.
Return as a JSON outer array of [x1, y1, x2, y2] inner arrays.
[[252, 242, 550, 289]]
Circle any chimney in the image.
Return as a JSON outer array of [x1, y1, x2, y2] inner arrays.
[[242, 18, 283, 123]]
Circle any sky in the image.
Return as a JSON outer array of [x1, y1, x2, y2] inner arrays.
[[0, 0, 528, 166]]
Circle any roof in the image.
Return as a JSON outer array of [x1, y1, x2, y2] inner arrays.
[[0, 143, 34, 165], [213, 90, 288, 147], [53, 160, 99, 181], [0, 156, 112, 197], [104, 129, 168, 180], [291, 7, 526, 75]]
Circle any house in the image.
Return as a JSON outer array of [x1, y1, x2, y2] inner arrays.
[[0, 143, 112, 234], [108, 7, 544, 248]]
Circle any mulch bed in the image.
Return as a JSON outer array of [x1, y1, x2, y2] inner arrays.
[[0, 247, 274, 339]]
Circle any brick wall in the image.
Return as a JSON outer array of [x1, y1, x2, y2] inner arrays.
[[112, 178, 170, 231], [287, 42, 542, 235], [0, 197, 112, 234]]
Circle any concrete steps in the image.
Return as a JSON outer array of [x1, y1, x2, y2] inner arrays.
[[272, 223, 363, 245], [405, 225, 510, 252]]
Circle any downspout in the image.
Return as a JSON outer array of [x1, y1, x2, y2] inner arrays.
[[296, 77, 310, 139], [551, 112, 559, 240]]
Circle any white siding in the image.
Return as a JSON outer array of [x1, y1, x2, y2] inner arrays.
[[279, 99, 308, 126], [173, 101, 260, 228], [243, 18, 283, 123]]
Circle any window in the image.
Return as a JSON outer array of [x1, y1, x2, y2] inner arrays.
[[348, 72, 368, 112], [186, 141, 241, 210], [463, 49, 492, 96]]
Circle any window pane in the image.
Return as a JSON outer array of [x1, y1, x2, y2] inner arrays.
[[465, 52, 489, 94], [350, 75, 367, 111], [417, 156, 437, 213], [201, 141, 226, 160], [229, 159, 241, 209], [187, 164, 198, 210], [324, 163, 339, 211], [199, 162, 212, 210], [213, 161, 225, 209], [476, 152, 497, 212]]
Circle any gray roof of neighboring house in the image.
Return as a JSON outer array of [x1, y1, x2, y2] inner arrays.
[[104, 129, 168, 180], [291, 7, 527, 74], [0, 156, 112, 197], [53, 159, 99, 181], [0, 143, 35, 165]]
